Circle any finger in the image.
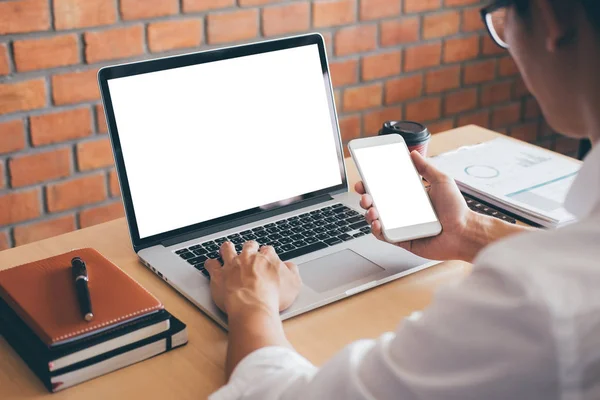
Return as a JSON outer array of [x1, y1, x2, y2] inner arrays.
[[365, 207, 379, 225], [220, 241, 237, 265], [284, 261, 300, 276], [204, 259, 223, 279], [241, 240, 259, 256], [411, 151, 448, 184], [354, 181, 366, 194], [359, 193, 373, 210], [371, 219, 384, 241], [260, 245, 280, 263]]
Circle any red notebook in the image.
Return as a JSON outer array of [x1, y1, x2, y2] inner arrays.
[[0, 248, 163, 347]]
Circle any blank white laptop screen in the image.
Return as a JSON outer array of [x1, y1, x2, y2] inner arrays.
[[107, 44, 342, 239]]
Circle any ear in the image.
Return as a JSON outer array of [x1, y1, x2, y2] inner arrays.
[[533, 0, 577, 52]]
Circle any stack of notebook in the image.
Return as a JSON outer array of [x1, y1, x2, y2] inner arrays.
[[0, 248, 187, 393]]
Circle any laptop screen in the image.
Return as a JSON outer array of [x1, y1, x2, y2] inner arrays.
[[107, 44, 343, 239]]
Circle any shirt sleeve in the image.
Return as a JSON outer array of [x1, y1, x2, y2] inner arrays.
[[210, 262, 560, 400]]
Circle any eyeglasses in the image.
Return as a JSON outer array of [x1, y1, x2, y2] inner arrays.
[[480, 0, 514, 49]]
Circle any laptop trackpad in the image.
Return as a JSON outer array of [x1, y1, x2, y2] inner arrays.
[[299, 250, 384, 294]]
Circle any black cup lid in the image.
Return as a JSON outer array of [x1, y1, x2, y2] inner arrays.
[[379, 121, 430, 145]]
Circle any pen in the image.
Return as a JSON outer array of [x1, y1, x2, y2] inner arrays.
[[71, 257, 94, 322]]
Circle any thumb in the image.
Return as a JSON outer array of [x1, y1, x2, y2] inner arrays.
[[410, 151, 447, 184]]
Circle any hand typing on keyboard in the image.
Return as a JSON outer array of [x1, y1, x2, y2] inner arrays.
[[204, 241, 301, 315], [356, 151, 522, 263]]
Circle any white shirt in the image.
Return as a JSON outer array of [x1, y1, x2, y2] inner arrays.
[[211, 143, 600, 400]]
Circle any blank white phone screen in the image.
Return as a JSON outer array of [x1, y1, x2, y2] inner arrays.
[[107, 44, 342, 239], [353, 143, 437, 230]]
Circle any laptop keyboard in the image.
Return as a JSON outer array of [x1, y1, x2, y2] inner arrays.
[[174, 204, 371, 278], [175, 197, 516, 279], [462, 193, 517, 224]]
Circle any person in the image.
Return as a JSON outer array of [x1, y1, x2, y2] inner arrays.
[[206, 0, 600, 398]]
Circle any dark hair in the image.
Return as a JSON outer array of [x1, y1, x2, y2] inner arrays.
[[517, 0, 600, 31]]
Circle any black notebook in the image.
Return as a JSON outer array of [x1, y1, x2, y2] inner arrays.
[[0, 297, 188, 392]]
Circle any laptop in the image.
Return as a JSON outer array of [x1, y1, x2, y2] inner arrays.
[[98, 33, 438, 329]]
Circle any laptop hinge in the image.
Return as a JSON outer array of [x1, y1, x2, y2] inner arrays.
[[161, 194, 334, 248]]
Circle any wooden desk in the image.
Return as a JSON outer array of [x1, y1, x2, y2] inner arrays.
[[0, 125, 503, 399]]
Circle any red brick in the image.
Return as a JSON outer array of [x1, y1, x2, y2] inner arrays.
[[458, 110, 490, 128], [425, 66, 461, 94], [239, 0, 282, 5], [361, 51, 401, 81], [525, 98, 541, 119], [77, 139, 114, 171], [79, 202, 125, 228], [423, 11, 460, 39], [15, 216, 74, 245], [46, 173, 107, 213], [120, 0, 178, 20], [329, 59, 358, 87], [30, 108, 92, 146], [510, 122, 539, 143], [0, 79, 46, 115], [444, 88, 478, 115], [405, 42, 442, 72], [0, 44, 9, 76], [406, 97, 441, 122], [0, 232, 8, 251], [443, 36, 479, 63], [462, 7, 484, 32], [54, 0, 116, 30], [183, 0, 235, 12], [262, 3, 310, 37], [0, 163, 4, 189], [96, 104, 108, 134], [148, 19, 203, 53], [492, 103, 521, 128], [14, 215, 76, 246], [334, 25, 377, 56], [464, 59, 496, 84], [482, 35, 506, 55], [339, 115, 361, 142], [0, 189, 41, 225], [360, 0, 401, 20], [207, 9, 259, 44], [321, 32, 333, 55], [52, 69, 100, 106], [499, 57, 519, 76], [481, 81, 512, 106], [513, 77, 531, 98], [9, 147, 71, 188], [313, 0, 354, 28], [0, 0, 50, 34], [85, 25, 144, 63], [427, 119, 455, 134], [14, 35, 79, 72], [343, 83, 382, 112], [445, 0, 479, 5], [554, 137, 580, 155], [404, 0, 440, 13], [0, 120, 26, 154], [384, 74, 423, 105], [380, 17, 420, 47], [363, 107, 402, 135], [109, 169, 121, 196]]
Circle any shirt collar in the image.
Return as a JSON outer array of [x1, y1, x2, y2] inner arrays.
[[564, 141, 600, 219]]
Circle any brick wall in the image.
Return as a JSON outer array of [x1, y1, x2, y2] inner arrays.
[[0, 0, 577, 249]]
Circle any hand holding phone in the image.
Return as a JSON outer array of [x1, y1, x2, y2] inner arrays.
[[353, 141, 481, 262], [349, 135, 442, 243]]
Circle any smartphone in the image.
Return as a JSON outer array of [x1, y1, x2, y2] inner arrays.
[[348, 134, 442, 243]]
